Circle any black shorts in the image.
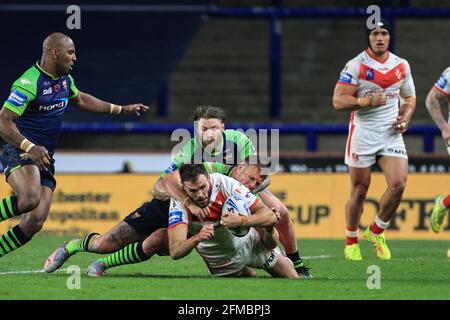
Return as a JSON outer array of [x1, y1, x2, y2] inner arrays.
[[123, 198, 170, 237], [1, 144, 56, 191]]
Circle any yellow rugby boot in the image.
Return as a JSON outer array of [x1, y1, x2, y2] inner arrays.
[[344, 243, 362, 261], [430, 196, 448, 233], [365, 226, 391, 260]]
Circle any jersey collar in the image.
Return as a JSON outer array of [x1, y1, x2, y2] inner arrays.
[[35, 61, 61, 80], [365, 48, 390, 64]]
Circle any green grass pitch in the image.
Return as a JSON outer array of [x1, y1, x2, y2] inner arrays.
[[0, 236, 448, 300]]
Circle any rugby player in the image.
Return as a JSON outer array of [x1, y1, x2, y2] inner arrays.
[[45, 106, 310, 277], [425, 68, 450, 233], [167, 164, 298, 278], [0, 33, 148, 258], [332, 19, 416, 260], [155, 105, 310, 276], [45, 158, 270, 276]]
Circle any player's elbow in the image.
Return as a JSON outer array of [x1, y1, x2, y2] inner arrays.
[[169, 245, 184, 260], [152, 180, 168, 201], [332, 96, 345, 111], [170, 250, 183, 260]]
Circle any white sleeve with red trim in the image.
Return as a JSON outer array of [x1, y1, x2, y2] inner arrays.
[[399, 60, 416, 98], [337, 58, 359, 86], [168, 198, 188, 229], [213, 173, 259, 210], [434, 67, 450, 96]]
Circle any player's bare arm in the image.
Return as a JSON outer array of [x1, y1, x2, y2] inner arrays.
[[0, 107, 51, 171], [69, 90, 149, 116], [168, 223, 214, 260], [333, 84, 386, 111], [255, 226, 280, 250], [393, 96, 416, 132], [425, 87, 450, 144], [151, 177, 171, 201], [221, 200, 277, 229]]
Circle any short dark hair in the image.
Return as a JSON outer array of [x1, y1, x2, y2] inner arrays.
[[179, 164, 209, 183], [192, 105, 226, 122]]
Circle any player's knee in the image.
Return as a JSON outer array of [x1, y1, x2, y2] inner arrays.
[[22, 216, 46, 236], [353, 184, 369, 201], [388, 180, 406, 196], [142, 228, 168, 256], [18, 191, 41, 213]]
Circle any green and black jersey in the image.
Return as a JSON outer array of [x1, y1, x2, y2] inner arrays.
[[161, 129, 255, 178]]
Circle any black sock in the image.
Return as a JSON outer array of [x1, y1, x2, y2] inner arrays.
[[287, 251, 301, 263], [0, 196, 20, 222], [0, 225, 31, 257]]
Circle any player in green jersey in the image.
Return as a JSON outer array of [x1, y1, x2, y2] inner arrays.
[[0, 32, 148, 259]]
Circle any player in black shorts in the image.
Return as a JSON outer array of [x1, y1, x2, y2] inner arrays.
[[0, 32, 148, 259]]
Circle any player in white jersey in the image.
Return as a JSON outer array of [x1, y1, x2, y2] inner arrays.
[[167, 164, 298, 278], [425, 67, 450, 235], [332, 19, 416, 261]]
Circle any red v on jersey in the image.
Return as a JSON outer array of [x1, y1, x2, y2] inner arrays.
[[359, 63, 407, 89], [186, 189, 226, 222]]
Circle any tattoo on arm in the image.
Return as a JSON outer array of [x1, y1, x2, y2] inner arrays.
[[426, 91, 448, 129]]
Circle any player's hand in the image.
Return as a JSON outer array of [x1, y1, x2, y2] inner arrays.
[[220, 213, 244, 228], [393, 115, 410, 133], [187, 202, 210, 221], [121, 104, 150, 116], [27, 145, 51, 171], [197, 224, 215, 241], [369, 90, 387, 107], [271, 207, 281, 224]]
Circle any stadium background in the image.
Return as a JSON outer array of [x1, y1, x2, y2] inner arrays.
[[0, 0, 449, 241]]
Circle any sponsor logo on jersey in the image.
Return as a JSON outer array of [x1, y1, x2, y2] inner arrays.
[[54, 84, 61, 92], [130, 210, 141, 219], [339, 72, 353, 83], [395, 68, 402, 80], [62, 80, 68, 90], [20, 78, 32, 85], [168, 211, 183, 227], [366, 68, 374, 80], [38, 98, 68, 111], [6, 90, 27, 108], [43, 87, 53, 95], [436, 73, 448, 90]]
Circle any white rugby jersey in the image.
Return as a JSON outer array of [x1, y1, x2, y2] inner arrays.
[[168, 173, 259, 261], [337, 49, 416, 131]]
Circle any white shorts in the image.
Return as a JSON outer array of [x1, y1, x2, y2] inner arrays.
[[201, 228, 282, 277], [345, 123, 408, 168]]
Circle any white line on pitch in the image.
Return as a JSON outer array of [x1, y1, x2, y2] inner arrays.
[[0, 268, 68, 275], [302, 254, 334, 259]]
